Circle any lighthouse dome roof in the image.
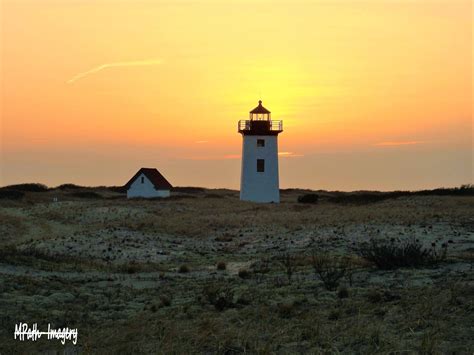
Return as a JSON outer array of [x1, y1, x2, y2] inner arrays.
[[250, 100, 271, 114]]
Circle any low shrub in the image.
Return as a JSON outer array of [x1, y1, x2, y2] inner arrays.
[[202, 283, 234, 311], [277, 302, 294, 318], [236, 293, 251, 306], [215, 234, 233, 242], [328, 192, 407, 205], [0, 190, 24, 200], [297, 194, 319, 204], [159, 294, 172, 307], [357, 238, 447, 269], [55, 184, 84, 190], [250, 258, 271, 274], [325, 185, 474, 205], [279, 252, 295, 284], [328, 309, 341, 321], [337, 287, 349, 299], [1, 183, 48, 192], [413, 185, 474, 197], [310, 253, 348, 291], [204, 193, 224, 199], [178, 265, 190, 273], [366, 288, 401, 303], [122, 262, 140, 274], [70, 191, 103, 199], [216, 261, 226, 270], [238, 269, 251, 279], [172, 186, 206, 194], [107, 186, 126, 193]]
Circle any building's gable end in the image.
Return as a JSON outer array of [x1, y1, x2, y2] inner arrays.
[[129, 173, 155, 191], [124, 168, 172, 199]]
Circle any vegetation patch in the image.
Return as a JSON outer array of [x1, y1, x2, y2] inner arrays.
[[179, 264, 190, 273], [55, 183, 85, 190], [297, 193, 319, 204], [0, 189, 24, 200], [216, 261, 226, 270], [1, 183, 48, 192], [238, 269, 251, 279], [310, 253, 348, 291], [202, 282, 235, 311], [172, 186, 206, 194], [70, 191, 103, 199], [0, 191, 472, 353], [357, 238, 448, 269], [325, 185, 474, 205]]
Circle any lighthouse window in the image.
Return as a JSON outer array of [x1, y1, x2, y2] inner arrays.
[[257, 159, 265, 172], [141, 176, 144, 184], [257, 139, 265, 147]]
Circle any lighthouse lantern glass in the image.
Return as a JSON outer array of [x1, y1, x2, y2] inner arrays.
[[250, 113, 271, 121]]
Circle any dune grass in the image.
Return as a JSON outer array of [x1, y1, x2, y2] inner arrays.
[[0, 188, 472, 353]]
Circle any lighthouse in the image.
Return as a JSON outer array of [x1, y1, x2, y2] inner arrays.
[[238, 100, 283, 203]]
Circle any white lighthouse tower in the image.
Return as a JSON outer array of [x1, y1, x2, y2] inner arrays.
[[238, 100, 283, 203]]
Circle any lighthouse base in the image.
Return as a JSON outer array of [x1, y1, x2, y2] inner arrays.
[[240, 135, 280, 203], [240, 190, 280, 203]]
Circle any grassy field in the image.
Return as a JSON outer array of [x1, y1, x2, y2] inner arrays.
[[0, 186, 473, 353]]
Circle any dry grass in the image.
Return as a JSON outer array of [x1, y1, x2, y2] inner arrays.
[[0, 189, 473, 353]]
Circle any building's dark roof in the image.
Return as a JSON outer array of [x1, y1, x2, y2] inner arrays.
[[124, 168, 173, 190], [250, 100, 271, 114]]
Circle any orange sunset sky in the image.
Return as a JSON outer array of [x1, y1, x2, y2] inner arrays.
[[1, 0, 472, 190]]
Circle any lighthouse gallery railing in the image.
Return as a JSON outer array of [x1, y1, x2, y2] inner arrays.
[[238, 120, 283, 132]]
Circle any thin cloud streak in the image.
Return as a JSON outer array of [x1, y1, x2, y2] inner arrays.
[[177, 152, 304, 160], [279, 152, 304, 158], [181, 152, 304, 160], [223, 154, 241, 159], [67, 59, 163, 84], [181, 154, 239, 161], [374, 141, 423, 147]]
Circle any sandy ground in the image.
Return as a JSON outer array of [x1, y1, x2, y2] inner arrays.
[[0, 188, 473, 353]]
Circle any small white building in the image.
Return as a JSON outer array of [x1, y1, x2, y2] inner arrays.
[[238, 100, 283, 203], [124, 168, 172, 198]]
